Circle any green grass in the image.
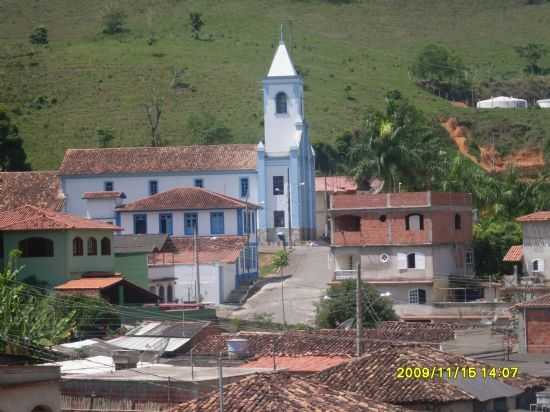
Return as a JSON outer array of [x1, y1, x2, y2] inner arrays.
[[2, 0, 550, 169]]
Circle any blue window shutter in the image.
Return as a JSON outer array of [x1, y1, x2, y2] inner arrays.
[[240, 178, 249, 198], [210, 212, 224, 235], [115, 212, 121, 226], [184, 213, 197, 236], [237, 209, 243, 235]]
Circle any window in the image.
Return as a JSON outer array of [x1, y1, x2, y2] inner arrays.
[[104, 181, 114, 192], [407, 253, 416, 269], [134, 214, 147, 234], [167, 285, 173, 303], [273, 176, 284, 195], [18, 237, 54, 258], [409, 288, 427, 304], [210, 212, 225, 235], [101, 237, 111, 255], [194, 179, 203, 188], [73, 237, 84, 256], [454, 213, 462, 230], [398, 252, 425, 270], [275, 92, 287, 114], [184, 213, 198, 235], [533, 258, 544, 273], [149, 180, 158, 196], [274, 211, 285, 228], [159, 213, 173, 235], [158, 285, 165, 303], [87, 237, 97, 256], [405, 214, 424, 231], [465, 250, 473, 266], [240, 177, 249, 198]]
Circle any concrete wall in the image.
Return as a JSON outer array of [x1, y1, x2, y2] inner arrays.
[[149, 262, 236, 304], [84, 198, 120, 222], [114, 253, 149, 289], [65, 230, 115, 276], [522, 221, 550, 279], [62, 172, 258, 219]]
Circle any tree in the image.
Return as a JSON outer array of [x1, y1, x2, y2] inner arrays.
[[96, 128, 115, 148], [0, 251, 75, 356], [144, 95, 163, 147], [316, 280, 397, 328], [474, 219, 522, 277], [411, 44, 470, 100], [343, 92, 447, 191], [101, 3, 127, 35], [29, 25, 48, 45], [189, 12, 204, 40], [272, 250, 289, 274], [515, 43, 548, 75], [0, 106, 31, 171], [313, 142, 338, 175], [54, 295, 121, 339], [187, 112, 232, 145]]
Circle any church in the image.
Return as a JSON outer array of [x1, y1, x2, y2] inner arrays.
[[58, 39, 316, 244]]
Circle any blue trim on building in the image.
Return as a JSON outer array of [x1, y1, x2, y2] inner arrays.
[[159, 213, 173, 235], [237, 209, 243, 235]]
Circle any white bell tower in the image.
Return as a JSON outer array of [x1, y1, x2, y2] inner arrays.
[[262, 35, 305, 156]]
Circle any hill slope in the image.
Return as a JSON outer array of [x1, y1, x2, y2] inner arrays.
[[1, 0, 550, 169]]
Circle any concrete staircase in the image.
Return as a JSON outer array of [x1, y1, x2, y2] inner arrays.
[[224, 283, 252, 305]]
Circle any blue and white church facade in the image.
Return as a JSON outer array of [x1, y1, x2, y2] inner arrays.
[[58, 40, 316, 244]]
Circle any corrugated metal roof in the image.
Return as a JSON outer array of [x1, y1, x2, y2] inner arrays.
[[59, 339, 99, 349], [126, 320, 208, 338], [44, 356, 157, 375], [107, 336, 189, 352], [444, 375, 522, 402]]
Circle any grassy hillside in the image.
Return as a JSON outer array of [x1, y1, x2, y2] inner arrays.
[[2, 0, 550, 169]]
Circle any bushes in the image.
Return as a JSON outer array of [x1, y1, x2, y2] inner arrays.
[[101, 3, 127, 35], [29, 25, 48, 45]]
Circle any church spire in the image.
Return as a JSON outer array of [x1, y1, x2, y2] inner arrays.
[[267, 28, 297, 77]]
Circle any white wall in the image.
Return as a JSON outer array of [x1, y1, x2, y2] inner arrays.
[[265, 164, 290, 229], [149, 262, 236, 304], [63, 172, 258, 218], [85, 198, 119, 221], [263, 78, 304, 156], [523, 221, 550, 278]]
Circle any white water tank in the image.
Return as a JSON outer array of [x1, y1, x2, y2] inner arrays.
[[476, 96, 528, 109], [537, 99, 550, 108], [226, 338, 249, 359]]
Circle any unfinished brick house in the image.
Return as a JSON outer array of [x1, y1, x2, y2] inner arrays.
[[329, 192, 474, 318]]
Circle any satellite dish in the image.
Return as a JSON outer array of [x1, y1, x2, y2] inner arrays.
[[380, 253, 390, 263]]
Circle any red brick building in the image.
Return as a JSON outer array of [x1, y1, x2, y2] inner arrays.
[[513, 294, 550, 354], [329, 192, 474, 319]]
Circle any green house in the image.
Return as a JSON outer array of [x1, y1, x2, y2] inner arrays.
[[0, 205, 120, 287]]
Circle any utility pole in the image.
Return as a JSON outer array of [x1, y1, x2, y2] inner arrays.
[[356, 261, 363, 357], [279, 234, 288, 328], [193, 222, 201, 303], [218, 353, 224, 412], [287, 167, 292, 248]]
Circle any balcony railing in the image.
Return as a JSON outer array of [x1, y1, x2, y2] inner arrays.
[[334, 269, 357, 280]]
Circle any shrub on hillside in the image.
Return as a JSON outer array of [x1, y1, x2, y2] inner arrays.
[[189, 12, 204, 40], [101, 3, 128, 35], [29, 25, 48, 45]]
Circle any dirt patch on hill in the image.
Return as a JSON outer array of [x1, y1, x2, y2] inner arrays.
[[442, 117, 544, 174]]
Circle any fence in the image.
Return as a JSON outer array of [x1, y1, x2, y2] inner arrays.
[[61, 395, 173, 412]]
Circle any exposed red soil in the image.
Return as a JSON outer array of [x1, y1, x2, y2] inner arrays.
[[442, 117, 545, 174]]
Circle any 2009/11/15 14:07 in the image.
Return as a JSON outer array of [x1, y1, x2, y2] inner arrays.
[[395, 366, 519, 380]]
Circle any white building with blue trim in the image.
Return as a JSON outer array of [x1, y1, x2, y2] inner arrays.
[[58, 40, 316, 244]]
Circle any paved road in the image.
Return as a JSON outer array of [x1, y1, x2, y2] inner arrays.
[[228, 246, 332, 326]]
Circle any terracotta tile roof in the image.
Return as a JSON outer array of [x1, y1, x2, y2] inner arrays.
[[0, 171, 64, 212], [113, 234, 169, 254], [315, 176, 357, 193], [117, 187, 259, 212], [503, 245, 523, 262], [173, 372, 410, 412], [54, 276, 123, 290], [190, 327, 447, 357], [517, 211, 550, 222], [59, 145, 257, 176], [241, 355, 349, 373], [313, 345, 546, 405], [513, 293, 550, 309], [149, 236, 247, 265], [0, 205, 122, 231], [82, 191, 125, 200]]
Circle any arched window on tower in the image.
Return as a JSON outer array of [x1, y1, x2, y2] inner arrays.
[[87, 237, 97, 256], [275, 92, 287, 114], [73, 237, 83, 256]]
